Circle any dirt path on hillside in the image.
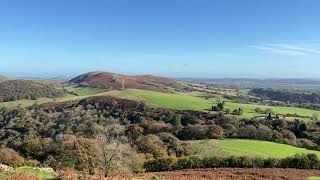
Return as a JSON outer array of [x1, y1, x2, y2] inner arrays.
[[134, 168, 320, 180]]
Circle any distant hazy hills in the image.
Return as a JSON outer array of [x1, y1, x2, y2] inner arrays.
[[183, 78, 320, 90], [69, 71, 178, 92]]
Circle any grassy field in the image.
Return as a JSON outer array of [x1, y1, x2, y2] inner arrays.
[[224, 101, 319, 120], [108, 89, 320, 120], [1, 87, 319, 120], [118, 89, 213, 110], [189, 139, 320, 159], [0, 166, 55, 180]]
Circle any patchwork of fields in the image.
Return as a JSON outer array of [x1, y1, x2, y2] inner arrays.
[[111, 89, 320, 120], [1, 87, 319, 121]]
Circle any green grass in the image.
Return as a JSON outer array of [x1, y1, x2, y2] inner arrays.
[[309, 177, 320, 180], [16, 167, 55, 180], [108, 89, 320, 120], [0, 166, 55, 180], [224, 101, 319, 120], [188, 139, 320, 159], [112, 89, 213, 111]]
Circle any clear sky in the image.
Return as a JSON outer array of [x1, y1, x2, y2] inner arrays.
[[1, 0, 320, 78]]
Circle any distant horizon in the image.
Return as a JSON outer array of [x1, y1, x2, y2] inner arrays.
[[3, 70, 320, 80]]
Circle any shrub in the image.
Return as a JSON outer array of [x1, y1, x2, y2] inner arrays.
[[238, 125, 257, 138], [297, 139, 318, 150], [280, 154, 320, 169], [280, 129, 297, 145], [158, 132, 190, 157], [144, 157, 177, 172], [256, 125, 273, 140], [207, 125, 224, 139], [255, 107, 264, 114], [0, 146, 25, 167], [137, 135, 168, 159]]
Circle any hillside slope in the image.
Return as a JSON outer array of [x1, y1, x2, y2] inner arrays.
[[0, 80, 65, 102], [69, 71, 178, 92]]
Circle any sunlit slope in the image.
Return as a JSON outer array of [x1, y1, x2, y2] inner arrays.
[[109, 89, 320, 120], [189, 139, 320, 158]]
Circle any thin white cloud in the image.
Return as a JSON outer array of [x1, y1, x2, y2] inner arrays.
[[250, 43, 320, 56], [249, 45, 308, 56], [267, 44, 320, 54]]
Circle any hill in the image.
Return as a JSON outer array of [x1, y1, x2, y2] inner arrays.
[[0, 80, 65, 102], [69, 71, 178, 92]]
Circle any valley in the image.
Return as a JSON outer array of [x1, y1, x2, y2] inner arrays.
[[1, 72, 320, 179]]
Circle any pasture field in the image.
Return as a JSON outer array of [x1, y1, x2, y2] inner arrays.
[[109, 89, 319, 120], [188, 139, 320, 159], [120, 89, 213, 110]]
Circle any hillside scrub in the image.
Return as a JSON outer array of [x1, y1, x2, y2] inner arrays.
[[0, 80, 65, 102]]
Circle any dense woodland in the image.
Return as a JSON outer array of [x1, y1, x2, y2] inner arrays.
[[0, 80, 65, 102], [0, 96, 320, 174]]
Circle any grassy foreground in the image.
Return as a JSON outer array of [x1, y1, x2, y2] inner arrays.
[[188, 139, 320, 159]]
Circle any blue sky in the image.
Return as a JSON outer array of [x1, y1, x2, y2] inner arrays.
[[1, 0, 320, 78]]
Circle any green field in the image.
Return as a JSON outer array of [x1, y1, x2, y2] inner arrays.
[[109, 89, 320, 120], [0, 166, 55, 180], [224, 101, 319, 120], [188, 139, 320, 159], [1, 87, 319, 120], [115, 89, 213, 110]]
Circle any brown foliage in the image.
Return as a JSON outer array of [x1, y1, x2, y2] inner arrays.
[[0, 146, 25, 167], [9, 172, 40, 180]]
